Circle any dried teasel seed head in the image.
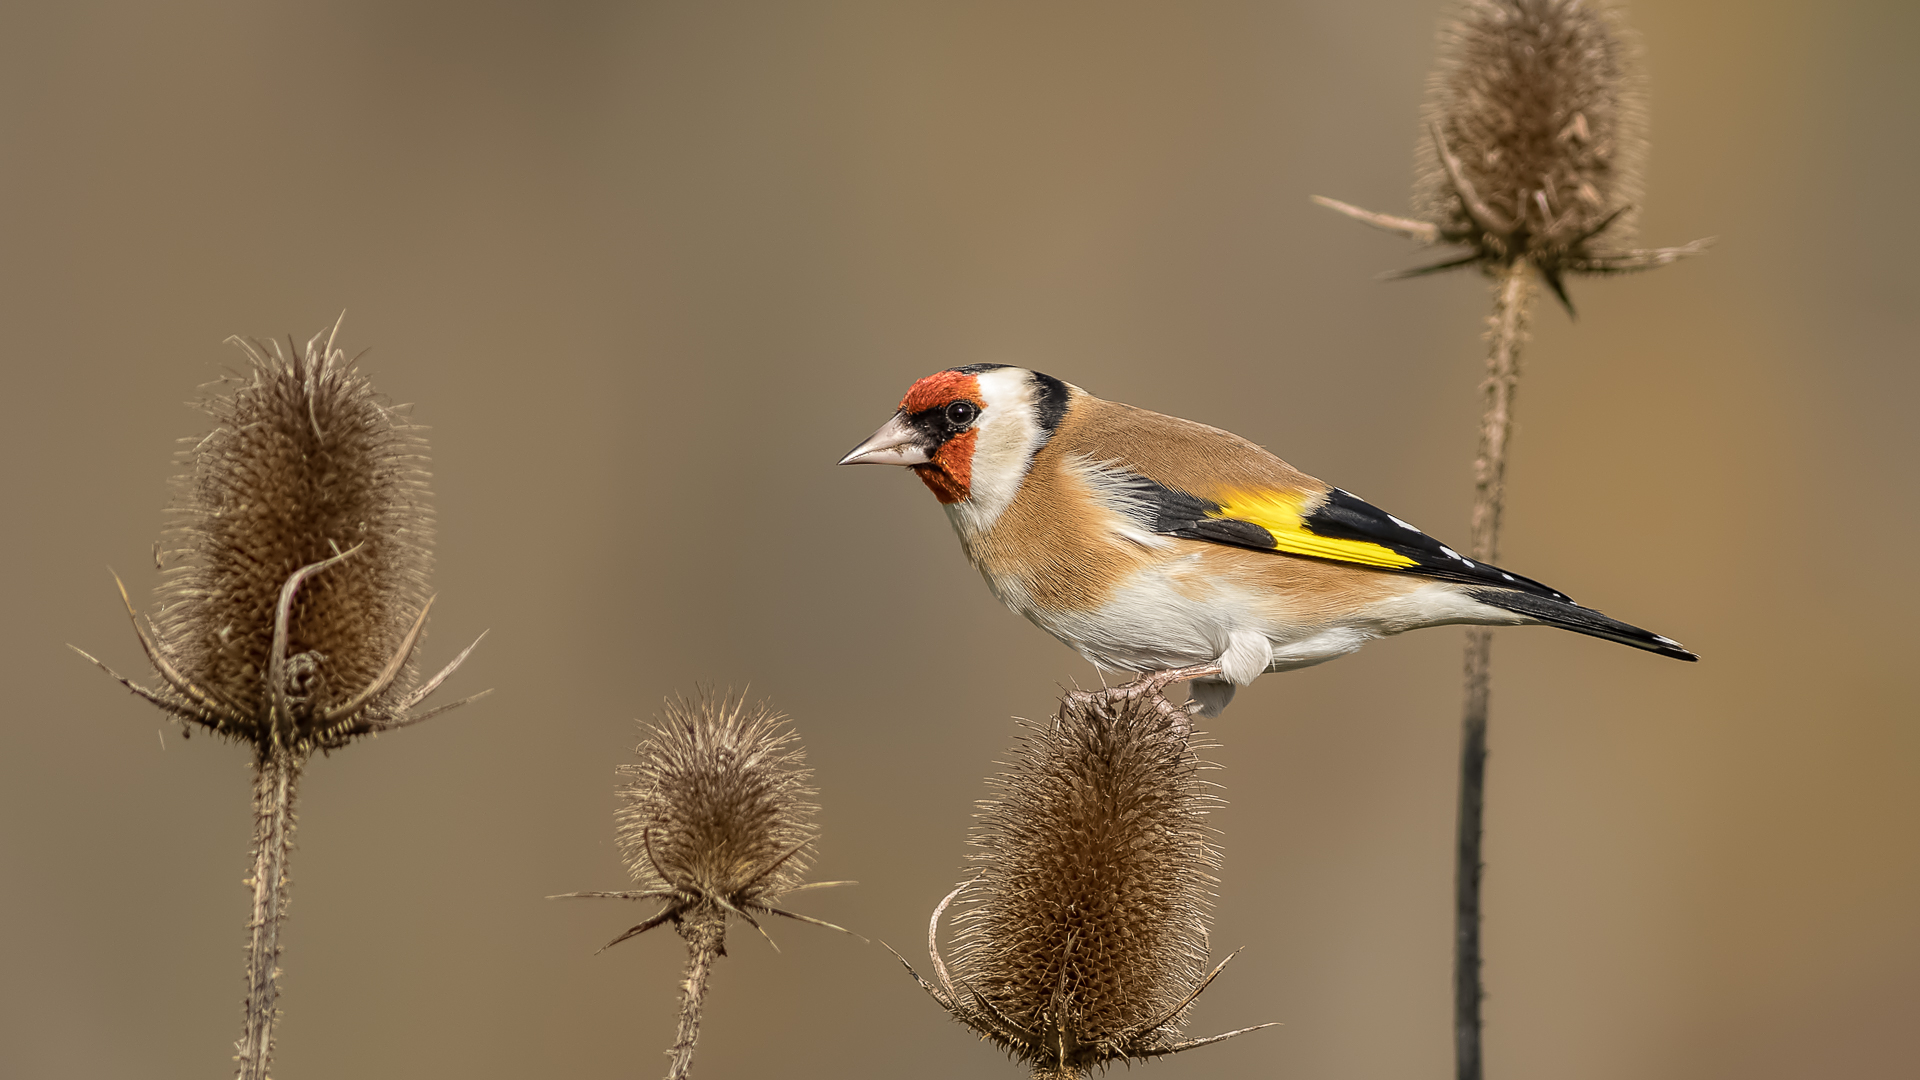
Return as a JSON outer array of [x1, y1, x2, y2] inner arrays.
[[552, 694, 845, 1080], [1313, 0, 1705, 307], [77, 320, 484, 755], [552, 692, 847, 953], [615, 693, 820, 930], [903, 693, 1266, 1078], [157, 328, 432, 733], [1417, 0, 1645, 259]]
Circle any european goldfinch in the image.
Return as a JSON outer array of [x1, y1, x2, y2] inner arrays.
[[840, 365, 1695, 716]]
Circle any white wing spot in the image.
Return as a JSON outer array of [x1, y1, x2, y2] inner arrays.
[[1440, 545, 1464, 561], [1387, 514, 1419, 532]]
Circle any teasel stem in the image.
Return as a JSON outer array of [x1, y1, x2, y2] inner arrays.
[[1454, 649, 1489, 1080], [238, 751, 302, 1080], [1455, 258, 1533, 1080], [667, 908, 726, 1080], [1469, 260, 1531, 568]]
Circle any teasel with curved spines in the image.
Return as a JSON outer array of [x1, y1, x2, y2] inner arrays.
[[897, 692, 1270, 1080], [551, 692, 851, 1080], [72, 319, 486, 1080], [78, 319, 485, 753]]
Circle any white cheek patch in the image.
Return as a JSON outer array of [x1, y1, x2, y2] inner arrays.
[[946, 368, 1047, 536]]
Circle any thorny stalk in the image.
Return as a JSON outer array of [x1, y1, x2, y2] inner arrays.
[[237, 753, 301, 1080], [1457, 259, 1534, 1080], [668, 910, 727, 1080]]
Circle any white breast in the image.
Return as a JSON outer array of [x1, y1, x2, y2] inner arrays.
[[1016, 562, 1526, 682]]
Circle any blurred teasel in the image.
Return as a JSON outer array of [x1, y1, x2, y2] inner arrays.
[[1312, 6, 1708, 1078], [1315, 0, 1707, 312], [898, 693, 1269, 1080], [552, 693, 850, 1080], [72, 319, 485, 1080]]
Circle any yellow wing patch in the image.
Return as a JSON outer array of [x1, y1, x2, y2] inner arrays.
[[1211, 490, 1419, 570]]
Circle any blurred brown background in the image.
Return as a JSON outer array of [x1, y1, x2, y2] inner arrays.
[[3, 2, 1914, 1077]]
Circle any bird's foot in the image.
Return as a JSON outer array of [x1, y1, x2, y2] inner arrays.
[[1065, 663, 1223, 741], [1126, 662, 1225, 699]]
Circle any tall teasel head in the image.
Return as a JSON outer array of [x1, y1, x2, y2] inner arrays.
[[1316, 0, 1707, 312], [571, 693, 845, 953], [900, 693, 1268, 1079], [76, 319, 485, 755]]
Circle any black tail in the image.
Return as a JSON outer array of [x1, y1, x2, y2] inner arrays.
[[1467, 588, 1698, 661]]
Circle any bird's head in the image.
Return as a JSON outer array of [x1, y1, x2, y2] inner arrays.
[[839, 365, 1071, 515]]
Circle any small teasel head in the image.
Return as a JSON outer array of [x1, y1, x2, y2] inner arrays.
[[899, 693, 1269, 1079], [571, 692, 846, 953], [75, 318, 485, 755], [1314, 0, 1706, 311], [550, 694, 847, 1080]]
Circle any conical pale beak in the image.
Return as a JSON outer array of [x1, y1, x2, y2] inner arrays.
[[838, 412, 934, 466]]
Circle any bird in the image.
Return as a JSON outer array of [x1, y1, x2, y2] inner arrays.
[[838, 364, 1695, 716]]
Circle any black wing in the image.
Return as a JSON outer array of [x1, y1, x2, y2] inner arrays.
[[1103, 472, 1573, 603]]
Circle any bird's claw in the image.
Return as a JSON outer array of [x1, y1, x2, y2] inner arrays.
[[1066, 663, 1222, 740]]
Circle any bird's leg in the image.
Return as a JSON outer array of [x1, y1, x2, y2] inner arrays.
[[1125, 662, 1225, 699], [1133, 663, 1222, 739], [1068, 662, 1223, 740]]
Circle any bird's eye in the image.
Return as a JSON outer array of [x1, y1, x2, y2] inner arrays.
[[945, 401, 978, 427]]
